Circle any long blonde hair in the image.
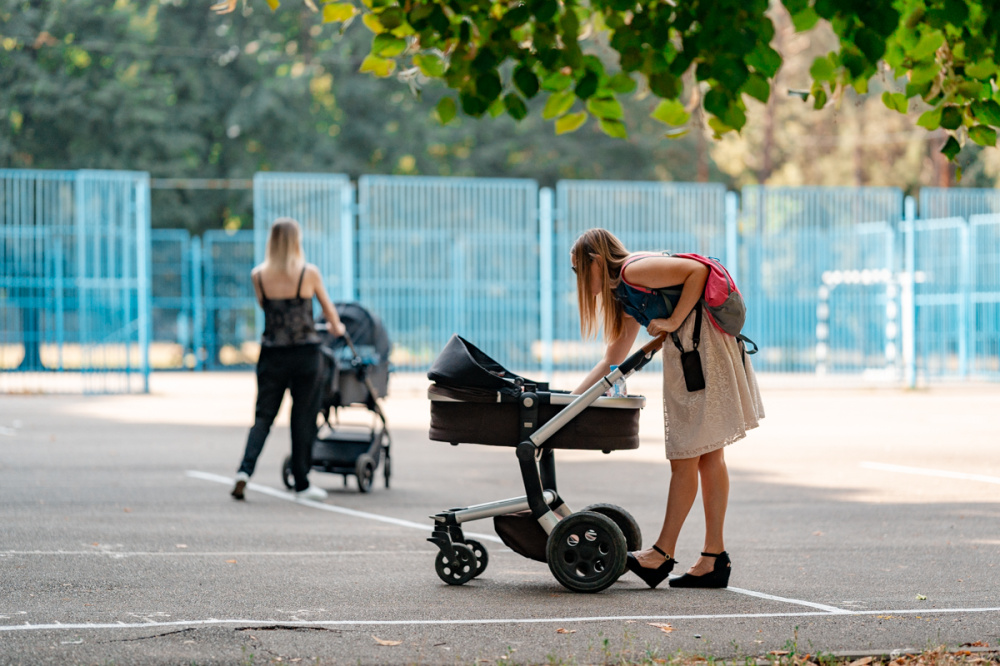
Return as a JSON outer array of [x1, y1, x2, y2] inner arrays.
[[264, 217, 305, 274], [572, 228, 631, 341]]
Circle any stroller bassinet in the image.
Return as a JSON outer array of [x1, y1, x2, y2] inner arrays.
[[426, 334, 662, 593], [281, 302, 392, 493]]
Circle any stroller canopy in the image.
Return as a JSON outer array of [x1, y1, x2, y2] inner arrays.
[[427, 335, 542, 397]]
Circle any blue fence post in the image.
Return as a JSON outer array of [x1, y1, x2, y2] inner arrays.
[[725, 190, 739, 279], [959, 221, 971, 378], [137, 174, 151, 393], [341, 184, 356, 302], [539, 187, 554, 379], [191, 236, 204, 370], [902, 196, 917, 388]]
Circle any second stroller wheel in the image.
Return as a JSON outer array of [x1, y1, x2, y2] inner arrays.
[[280, 455, 294, 489], [434, 543, 478, 585], [582, 503, 642, 577], [546, 511, 626, 593], [463, 539, 489, 578], [355, 454, 375, 493]]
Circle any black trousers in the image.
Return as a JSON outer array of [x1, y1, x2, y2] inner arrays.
[[238, 344, 322, 492]]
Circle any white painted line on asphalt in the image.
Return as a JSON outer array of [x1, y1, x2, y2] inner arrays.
[[185, 470, 504, 544], [725, 587, 851, 614], [1, 550, 439, 557], [188, 470, 851, 614], [861, 462, 1000, 486], [3, 606, 999, 633]]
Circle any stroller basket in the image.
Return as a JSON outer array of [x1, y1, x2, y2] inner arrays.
[[426, 334, 663, 593]]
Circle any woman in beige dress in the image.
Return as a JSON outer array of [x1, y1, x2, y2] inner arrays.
[[571, 228, 764, 589]]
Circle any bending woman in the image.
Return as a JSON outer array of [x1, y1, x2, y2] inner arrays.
[[231, 217, 346, 502], [571, 228, 763, 589]]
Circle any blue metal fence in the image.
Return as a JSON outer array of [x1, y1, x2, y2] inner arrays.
[[357, 175, 540, 371], [1, 169, 150, 394], [5, 170, 1000, 390], [739, 186, 905, 375]]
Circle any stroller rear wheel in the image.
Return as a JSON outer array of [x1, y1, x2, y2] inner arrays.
[[546, 511, 626, 593], [434, 543, 478, 585], [581, 503, 642, 577], [355, 454, 375, 493]]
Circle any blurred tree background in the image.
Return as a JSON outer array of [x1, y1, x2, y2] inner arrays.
[[3, 0, 1000, 236]]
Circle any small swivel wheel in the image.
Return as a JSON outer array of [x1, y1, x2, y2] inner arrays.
[[582, 503, 642, 577], [355, 454, 375, 493], [434, 543, 478, 585], [546, 511, 627, 593], [462, 539, 489, 578], [280, 455, 294, 489]]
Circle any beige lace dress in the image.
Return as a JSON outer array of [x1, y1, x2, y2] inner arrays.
[[660, 303, 764, 459]]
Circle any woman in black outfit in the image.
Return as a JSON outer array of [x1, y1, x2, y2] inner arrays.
[[231, 218, 346, 501]]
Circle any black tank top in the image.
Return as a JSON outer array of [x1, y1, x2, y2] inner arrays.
[[256, 267, 321, 348]]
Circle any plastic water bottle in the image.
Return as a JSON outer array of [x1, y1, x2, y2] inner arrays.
[[607, 365, 627, 397]]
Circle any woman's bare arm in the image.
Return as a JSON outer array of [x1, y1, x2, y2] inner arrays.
[[572, 317, 641, 394], [309, 265, 346, 337], [625, 256, 709, 335]]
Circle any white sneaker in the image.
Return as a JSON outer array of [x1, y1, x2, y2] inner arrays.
[[295, 485, 328, 501], [231, 472, 250, 500]]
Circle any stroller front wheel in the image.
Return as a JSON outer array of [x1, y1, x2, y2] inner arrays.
[[355, 454, 375, 493], [463, 539, 489, 578], [546, 511, 626, 593], [434, 543, 478, 585]]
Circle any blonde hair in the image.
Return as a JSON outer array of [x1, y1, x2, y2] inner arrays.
[[572, 228, 631, 341], [264, 217, 305, 274]]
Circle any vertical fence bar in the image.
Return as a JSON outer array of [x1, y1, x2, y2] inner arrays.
[[191, 236, 204, 370], [901, 196, 917, 388], [539, 187, 554, 379], [341, 184, 356, 302]]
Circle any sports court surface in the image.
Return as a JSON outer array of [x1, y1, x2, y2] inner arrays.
[[2, 372, 998, 665]]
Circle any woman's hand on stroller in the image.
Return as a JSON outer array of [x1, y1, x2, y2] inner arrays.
[[646, 317, 678, 337], [331, 321, 347, 337]]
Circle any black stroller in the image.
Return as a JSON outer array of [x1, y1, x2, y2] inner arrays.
[[425, 333, 664, 593], [281, 303, 392, 493]]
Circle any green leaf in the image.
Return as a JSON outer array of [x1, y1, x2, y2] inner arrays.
[[969, 125, 997, 146], [965, 59, 997, 80], [542, 91, 575, 120], [362, 13, 386, 34], [971, 99, 1000, 126], [746, 45, 782, 78], [663, 128, 689, 139], [650, 99, 690, 126], [372, 33, 406, 57], [487, 97, 506, 118], [359, 54, 395, 77], [791, 7, 820, 31], [812, 87, 828, 109], [598, 118, 628, 139], [916, 107, 942, 130], [648, 72, 678, 98], [810, 56, 836, 82], [703, 89, 729, 118], [586, 96, 624, 120], [413, 53, 445, 78], [540, 72, 574, 92], [742, 74, 770, 103], [504, 92, 528, 120], [435, 97, 457, 124], [908, 61, 940, 86], [707, 116, 733, 138], [940, 105, 963, 130], [881, 91, 907, 113], [940, 135, 960, 161], [555, 111, 588, 134], [910, 30, 945, 61], [575, 71, 599, 100], [513, 64, 540, 99], [322, 2, 357, 22], [475, 71, 502, 102], [608, 72, 637, 94], [265, 0, 279, 10], [853, 27, 886, 62]]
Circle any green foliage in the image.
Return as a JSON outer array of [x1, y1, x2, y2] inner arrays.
[[241, 0, 1000, 164]]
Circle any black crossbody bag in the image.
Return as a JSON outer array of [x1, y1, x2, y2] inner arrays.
[[671, 305, 706, 392]]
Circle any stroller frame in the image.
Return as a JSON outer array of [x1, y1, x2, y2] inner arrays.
[[428, 334, 665, 593]]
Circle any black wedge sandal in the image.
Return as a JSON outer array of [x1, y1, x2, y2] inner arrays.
[[668, 551, 731, 588], [625, 544, 676, 589]]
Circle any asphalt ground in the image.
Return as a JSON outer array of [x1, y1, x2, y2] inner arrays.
[[1, 371, 999, 665]]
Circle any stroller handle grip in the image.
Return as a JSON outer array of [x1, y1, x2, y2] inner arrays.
[[618, 333, 666, 374]]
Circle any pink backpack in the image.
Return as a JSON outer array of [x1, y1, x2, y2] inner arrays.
[[671, 254, 757, 354]]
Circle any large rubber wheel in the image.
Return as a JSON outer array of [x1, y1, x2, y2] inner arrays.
[[434, 543, 478, 586], [581, 503, 642, 576], [546, 511, 626, 593], [280, 455, 294, 489], [462, 539, 489, 578], [355, 454, 375, 493]]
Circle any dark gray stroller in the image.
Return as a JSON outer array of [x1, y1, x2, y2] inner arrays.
[[281, 303, 392, 493], [426, 333, 664, 593]]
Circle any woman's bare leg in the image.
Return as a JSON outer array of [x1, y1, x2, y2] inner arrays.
[[684, 448, 729, 575], [634, 456, 700, 568]]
